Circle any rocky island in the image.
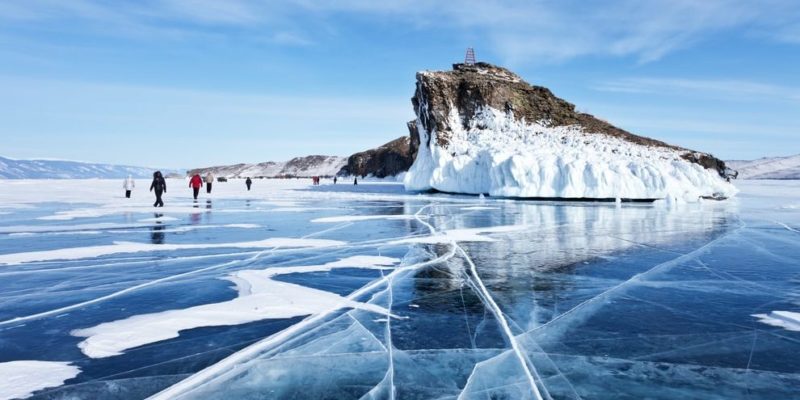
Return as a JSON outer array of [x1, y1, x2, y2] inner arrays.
[[403, 62, 736, 202]]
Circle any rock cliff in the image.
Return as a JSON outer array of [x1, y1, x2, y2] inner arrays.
[[337, 134, 418, 178]]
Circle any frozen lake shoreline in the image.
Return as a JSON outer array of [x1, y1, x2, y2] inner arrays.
[[0, 179, 799, 399]]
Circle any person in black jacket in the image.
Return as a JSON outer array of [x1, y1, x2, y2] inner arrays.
[[150, 171, 167, 207], [245, 177, 252, 191]]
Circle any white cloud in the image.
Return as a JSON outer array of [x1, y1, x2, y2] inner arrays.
[[298, 0, 800, 63], [270, 31, 314, 46], [594, 77, 800, 103], [2, 0, 798, 61]]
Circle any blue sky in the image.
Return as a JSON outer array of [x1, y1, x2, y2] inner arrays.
[[1, 0, 798, 169]]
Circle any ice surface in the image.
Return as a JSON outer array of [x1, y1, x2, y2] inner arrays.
[[311, 214, 422, 223], [0, 360, 80, 399], [404, 106, 736, 202], [0, 179, 798, 399], [389, 224, 531, 244]]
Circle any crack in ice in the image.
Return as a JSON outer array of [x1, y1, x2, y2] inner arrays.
[[148, 206, 457, 399]]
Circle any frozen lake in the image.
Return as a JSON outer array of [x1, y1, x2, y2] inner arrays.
[[0, 178, 799, 399]]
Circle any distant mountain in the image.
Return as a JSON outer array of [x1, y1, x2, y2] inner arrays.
[[187, 155, 346, 178], [0, 156, 174, 179], [726, 155, 800, 179]]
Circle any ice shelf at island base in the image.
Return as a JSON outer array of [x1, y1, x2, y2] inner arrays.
[[403, 108, 737, 203], [413, 189, 665, 202], [413, 189, 732, 202]]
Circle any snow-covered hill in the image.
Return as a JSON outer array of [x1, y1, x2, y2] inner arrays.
[[188, 155, 346, 178], [726, 155, 800, 179], [0, 156, 170, 179], [404, 63, 736, 202]]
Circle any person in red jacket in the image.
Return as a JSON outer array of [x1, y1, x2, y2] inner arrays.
[[189, 173, 203, 200]]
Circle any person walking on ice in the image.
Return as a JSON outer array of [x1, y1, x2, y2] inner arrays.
[[123, 175, 135, 198], [205, 172, 214, 194], [245, 177, 252, 191], [150, 171, 167, 207], [189, 173, 203, 200]]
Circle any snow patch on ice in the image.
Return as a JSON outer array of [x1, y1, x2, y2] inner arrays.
[[38, 204, 205, 220], [0, 238, 344, 265], [72, 255, 400, 358], [0, 222, 153, 234], [0, 360, 80, 399], [0, 223, 261, 236], [269, 207, 340, 212], [752, 311, 800, 332], [115, 224, 261, 234], [137, 216, 179, 223], [257, 200, 303, 207], [221, 224, 260, 229]]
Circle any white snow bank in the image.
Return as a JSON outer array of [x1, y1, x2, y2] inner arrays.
[[72, 255, 399, 358], [224, 224, 260, 229], [38, 205, 206, 221], [116, 224, 262, 234], [0, 238, 344, 265], [0, 222, 153, 234], [752, 311, 800, 332], [0, 360, 80, 399], [137, 216, 179, 223], [267, 207, 340, 213], [0, 223, 260, 236], [404, 106, 736, 202], [390, 224, 529, 244]]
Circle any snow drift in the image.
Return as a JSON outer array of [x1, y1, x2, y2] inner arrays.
[[404, 63, 736, 202]]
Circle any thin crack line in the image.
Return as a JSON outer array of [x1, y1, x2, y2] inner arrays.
[[456, 244, 546, 400]]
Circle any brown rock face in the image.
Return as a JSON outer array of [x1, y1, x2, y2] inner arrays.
[[412, 62, 728, 176], [338, 136, 417, 178]]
